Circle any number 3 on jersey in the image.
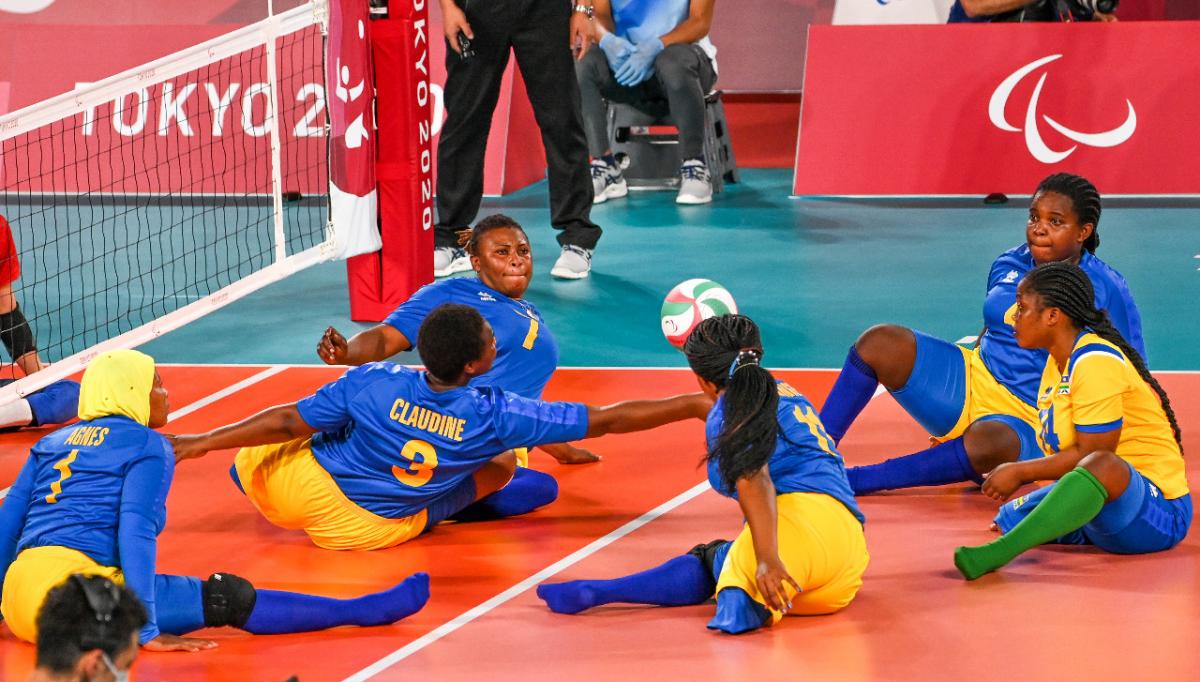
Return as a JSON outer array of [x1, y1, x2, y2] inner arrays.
[[392, 439, 439, 487]]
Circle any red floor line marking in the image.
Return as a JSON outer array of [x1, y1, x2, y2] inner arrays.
[[342, 480, 713, 682]]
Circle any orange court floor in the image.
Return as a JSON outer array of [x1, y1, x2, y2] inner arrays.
[[0, 365, 1197, 681]]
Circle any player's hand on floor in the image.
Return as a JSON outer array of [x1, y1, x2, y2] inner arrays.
[[143, 633, 218, 652], [168, 435, 210, 463], [756, 556, 800, 614], [317, 326, 349, 365], [981, 462, 1023, 502], [540, 442, 602, 464]]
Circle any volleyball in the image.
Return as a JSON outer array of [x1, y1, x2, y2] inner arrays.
[[660, 279, 738, 349]]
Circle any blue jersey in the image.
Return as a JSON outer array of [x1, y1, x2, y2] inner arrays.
[[297, 363, 589, 519], [0, 416, 173, 642], [705, 382, 864, 524], [383, 277, 558, 399], [979, 244, 1144, 406]]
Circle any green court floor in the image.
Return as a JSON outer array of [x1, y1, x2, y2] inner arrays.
[[140, 169, 1200, 370]]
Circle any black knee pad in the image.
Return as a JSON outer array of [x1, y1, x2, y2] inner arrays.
[[202, 573, 257, 628], [686, 538, 729, 576], [0, 305, 36, 361]]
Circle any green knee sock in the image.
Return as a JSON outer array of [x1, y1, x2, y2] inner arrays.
[[955, 467, 1108, 580]]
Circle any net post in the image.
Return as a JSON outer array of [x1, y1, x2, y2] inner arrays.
[[265, 15, 289, 264]]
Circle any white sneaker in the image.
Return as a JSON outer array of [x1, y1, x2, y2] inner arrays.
[[676, 159, 713, 205], [433, 246, 471, 277], [550, 245, 593, 279], [590, 159, 628, 204]]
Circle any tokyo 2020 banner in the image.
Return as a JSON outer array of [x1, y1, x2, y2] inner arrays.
[[793, 22, 1200, 196]]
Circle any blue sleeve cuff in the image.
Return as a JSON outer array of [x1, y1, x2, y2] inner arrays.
[[1075, 418, 1122, 434]]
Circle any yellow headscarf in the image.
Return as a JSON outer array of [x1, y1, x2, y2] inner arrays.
[[77, 349, 157, 425]]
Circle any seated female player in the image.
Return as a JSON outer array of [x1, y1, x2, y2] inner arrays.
[[318, 215, 593, 520], [954, 262, 1189, 579], [173, 304, 712, 551], [0, 350, 430, 652], [537, 314, 869, 634], [818, 173, 1145, 495]]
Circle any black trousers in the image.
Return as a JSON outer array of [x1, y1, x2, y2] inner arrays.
[[435, 0, 601, 250], [575, 43, 716, 160]]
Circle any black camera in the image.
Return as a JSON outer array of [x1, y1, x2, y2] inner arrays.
[[997, 0, 1117, 21]]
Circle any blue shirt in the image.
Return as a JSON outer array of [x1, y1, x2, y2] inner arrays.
[[705, 382, 864, 524], [0, 416, 173, 643], [947, 1, 986, 22], [979, 245, 1144, 406], [384, 277, 558, 399], [297, 363, 589, 518], [612, 0, 689, 44]]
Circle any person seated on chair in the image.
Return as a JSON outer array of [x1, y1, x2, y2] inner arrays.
[[0, 213, 79, 433], [575, 0, 718, 205]]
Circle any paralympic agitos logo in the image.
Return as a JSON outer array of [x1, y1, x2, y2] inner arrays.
[[989, 54, 1136, 164]]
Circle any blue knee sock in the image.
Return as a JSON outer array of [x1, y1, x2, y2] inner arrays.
[[154, 575, 206, 636], [243, 572, 430, 634], [845, 437, 980, 495], [537, 554, 715, 615], [819, 347, 878, 445], [450, 467, 558, 522], [27, 379, 80, 427]]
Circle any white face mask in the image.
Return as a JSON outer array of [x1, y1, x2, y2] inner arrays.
[[98, 652, 129, 682]]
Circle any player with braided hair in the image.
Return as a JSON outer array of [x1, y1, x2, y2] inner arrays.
[[954, 262, 1190, 579], [538, 315, 868, 634], [818, 173, 1146, 496]]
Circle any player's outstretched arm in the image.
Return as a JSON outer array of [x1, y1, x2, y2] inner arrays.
[[584, 393, 712, 437], [317, 325, 411, 366], [736, 467, 799, 614], [172, 404, 318, 463]]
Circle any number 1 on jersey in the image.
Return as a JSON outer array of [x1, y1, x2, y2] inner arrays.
[[522, 317, 539, 350], [45, 450, 79, 504]]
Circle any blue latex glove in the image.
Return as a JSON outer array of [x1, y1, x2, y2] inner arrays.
[[614, 38, 664, 88], [599, 32, 636, 72]]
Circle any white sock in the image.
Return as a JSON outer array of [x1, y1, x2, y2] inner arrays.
[[0, 399, 33, 429]]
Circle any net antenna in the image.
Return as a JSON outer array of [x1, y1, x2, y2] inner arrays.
[[0, 1, 335, 405]]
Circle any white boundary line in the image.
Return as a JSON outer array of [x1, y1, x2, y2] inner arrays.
[[342, 480, 713, 682], [164, 366, 287, 422], [0, 365, 285, 500]]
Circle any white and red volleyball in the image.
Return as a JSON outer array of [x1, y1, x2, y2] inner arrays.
[[660, 279, 738, 349]]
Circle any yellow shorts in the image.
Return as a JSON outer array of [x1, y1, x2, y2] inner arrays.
[[716, 492, 869, 623], [234, 438, 427, 551], [936, 346, 1039, 443], [1, 546, 122, 643], [515, 447, 529, 468]]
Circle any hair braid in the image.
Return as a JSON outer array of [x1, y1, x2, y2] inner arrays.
[[1024, 262, 1183, 452], [683, 314, 778, 488], [1035, 173, 1102, 253]]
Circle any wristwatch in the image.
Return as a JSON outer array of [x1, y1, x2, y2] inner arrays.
[[572, 4, 594, 19]]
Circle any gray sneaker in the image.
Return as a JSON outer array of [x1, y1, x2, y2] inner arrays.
[[591, 159, 628, 204], [676, 159, 713, 205], [550, 245, 593, 279], [434, 246, 471, 277]]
